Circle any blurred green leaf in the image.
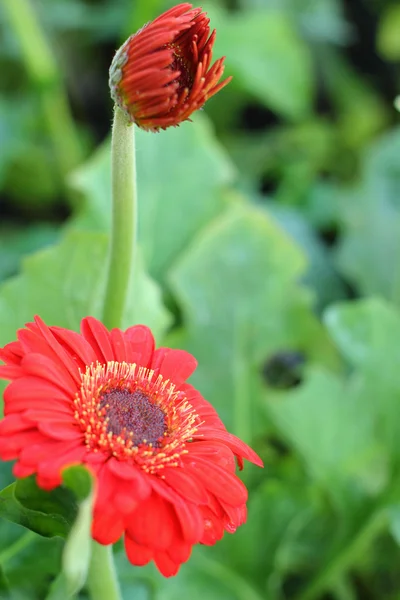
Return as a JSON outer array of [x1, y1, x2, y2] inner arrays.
[[266, 202, 346, 311], [377, 4, 400, 61], [168, 203, 337, 440], [336, 128, 400, 303], [69, 114, 234, 280], [325, 298, 400, 463], [209, 6, 314, 119], [0, 222, 60, 283], [0, 563, 10, 598], [0, 229, 170, 351], [0, 477, 76, 538], [267, 366, 383, 502], [4, 536, 63, 600]]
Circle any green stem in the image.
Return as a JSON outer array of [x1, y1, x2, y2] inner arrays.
[[86, 542, 121, 600], [3, 0, 83, 179], [102, 107, 137, 330]]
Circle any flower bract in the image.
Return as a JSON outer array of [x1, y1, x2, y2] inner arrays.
[[0, 316, 262, 576], [109, 3, 232, 131]]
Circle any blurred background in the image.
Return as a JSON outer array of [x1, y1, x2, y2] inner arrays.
[[1, 0, 400, 598]]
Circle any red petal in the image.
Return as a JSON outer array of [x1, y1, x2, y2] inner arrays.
[[127, 493, 180, 550], [124, 535, 153, 567], [20, 439, 79, 466], [21, 354, 77, 395], [36, 472, 62, 490], [33, 317, 81, 384], [167, 539, 192, 565], [92, 508, 125, 545], [200, 505, 225, 545], [199, 428, 263, 467], [38, 421, 82, 441], [37, 444, 86, 480], [123, 325, 155, 366], [0, 365, 24, 379], [108, 459, 151, 501], [4, 377, 72, 416], [0, 430, 45, 460], [151, 348, 197, 385], [110, 328, 128, 363], [0, 340, 23, 365], [162, 466, 209, 504], [0, 414, 32, 435], [154, 551, 180, 577], [51, 327, 98, 369], [81, 317, 114, 362], [24, 407, 73, 420], [150, 478, 203, 544], [183, 457, 248, 506], [13, 461, 36, 478]]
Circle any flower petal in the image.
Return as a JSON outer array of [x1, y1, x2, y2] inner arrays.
[[151, 348, 197, 385], [124, 535, 153, 567], [123, 325, 155, 366], [128, 493, 180, 550], [81, 317, 114, 362]]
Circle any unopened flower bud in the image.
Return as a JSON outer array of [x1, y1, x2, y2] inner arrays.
[[109, 3, 231, 131]]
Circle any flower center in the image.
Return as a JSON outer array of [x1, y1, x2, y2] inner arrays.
[[99, 388, 166, 446], [171, 53, 193, 91], [74, 361, 200, 473]]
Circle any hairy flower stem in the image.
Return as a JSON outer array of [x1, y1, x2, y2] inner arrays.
[[102, 107, 137, 329], [3, 0, 83, 183], [87, 542, 122, 600]]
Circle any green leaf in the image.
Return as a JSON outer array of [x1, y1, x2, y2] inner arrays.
[[0, 229, 170, 350], [324, 298, 400, 462], [3, 536, 63, 600], [0, 563, 10, 599], [0, 477, 77, 538], [0, 222, 60, 283], [377, 4, 400, 61], [209, 6, 314, 119], [335, 128, 400, 302], [266, 366, 384, 504], [69, 114, 234, 280], [266, 202, 346, 311], [0, 467, 93, 598], [168, 204, 337, 441]]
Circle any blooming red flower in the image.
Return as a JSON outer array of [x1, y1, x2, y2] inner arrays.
[[0, 317, 262, 576], [109, 3, 232, 131]]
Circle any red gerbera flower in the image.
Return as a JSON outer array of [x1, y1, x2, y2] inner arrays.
[[109, 3, 232, 131], [0, 317, 262, 576]]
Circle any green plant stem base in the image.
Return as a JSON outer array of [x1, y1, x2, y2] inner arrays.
[[86, 542, 122, 600]]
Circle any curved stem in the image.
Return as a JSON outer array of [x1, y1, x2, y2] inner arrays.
[[86, 542, 122, 600], [102, 107, 137, 330]]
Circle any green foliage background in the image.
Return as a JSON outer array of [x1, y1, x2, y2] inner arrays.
[[0, 0, 400, 598]]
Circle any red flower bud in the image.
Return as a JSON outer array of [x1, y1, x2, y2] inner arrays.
[[109, 3, 232, 131]]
